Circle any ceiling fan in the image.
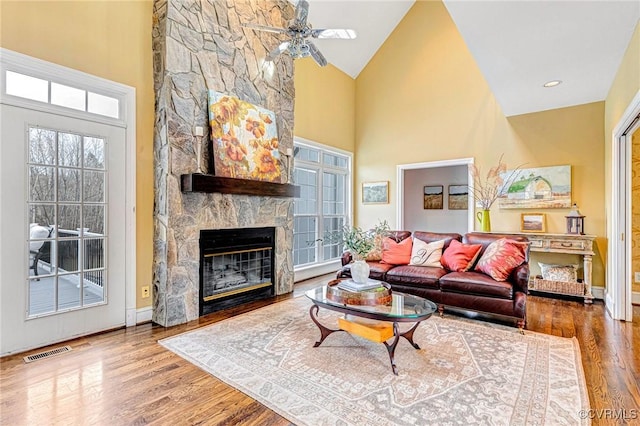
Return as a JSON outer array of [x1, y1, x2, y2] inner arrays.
[[244, 0, 357, 67]]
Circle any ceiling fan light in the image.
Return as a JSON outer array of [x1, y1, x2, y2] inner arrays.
[[543, 80, 562, 88]]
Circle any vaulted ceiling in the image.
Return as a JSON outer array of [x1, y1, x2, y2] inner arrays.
[[304, 0, 639, 116]]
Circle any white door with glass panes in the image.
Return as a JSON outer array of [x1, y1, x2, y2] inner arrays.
[[0, 105, 126, 355]]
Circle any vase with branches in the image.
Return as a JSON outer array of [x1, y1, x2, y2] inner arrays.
[[469, 155, 522, 231]]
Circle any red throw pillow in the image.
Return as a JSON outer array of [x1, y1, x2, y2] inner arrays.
[[440, 239, 482, 272], [475, 238, 529, 281], [381, 237, 413, 265]]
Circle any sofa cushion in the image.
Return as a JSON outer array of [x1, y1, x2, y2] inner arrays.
[[439, 271, 514, 299], [440, 239, 483, 272], [367, 261, 396, 280], [409, 238, 444, 267], [464, 232, 530, 261], [474, 238, 529, 281], [385, 265, 448, 288], [413, 231, 462, 250], [381, 236, 413, 265]]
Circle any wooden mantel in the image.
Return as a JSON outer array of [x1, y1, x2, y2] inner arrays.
[[181, 174, 300, 198]]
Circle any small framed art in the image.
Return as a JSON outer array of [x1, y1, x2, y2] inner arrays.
[[362, 181, 389, 204], [521, 213, 546, 233], [448, 184, 468, 210], [423, 185, 443, 209]]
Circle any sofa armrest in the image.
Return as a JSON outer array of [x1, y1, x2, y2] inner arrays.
[[510, 263, 530, 294], [341, 251, 353, 266]]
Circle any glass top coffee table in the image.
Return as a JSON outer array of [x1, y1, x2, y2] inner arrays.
[[306, 284, 438, 375]]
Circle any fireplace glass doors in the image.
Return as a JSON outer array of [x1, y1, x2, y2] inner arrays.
[[200, 227, 275, 315]]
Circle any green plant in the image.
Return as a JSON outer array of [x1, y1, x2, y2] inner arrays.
[[323, 220, 390, 260]]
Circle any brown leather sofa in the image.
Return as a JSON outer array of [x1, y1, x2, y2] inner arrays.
[[338, 231, 530, 330]]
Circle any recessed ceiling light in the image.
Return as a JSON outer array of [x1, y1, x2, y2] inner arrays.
[[543, 80, 562, 88]]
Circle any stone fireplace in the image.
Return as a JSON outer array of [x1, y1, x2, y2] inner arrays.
[[152, 0, 295, 326], [199, 227, 275, 315]]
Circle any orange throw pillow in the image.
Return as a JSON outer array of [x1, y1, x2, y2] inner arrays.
[[381, 237, 413, 265], [440, 239, 483, 272], [475, 238, 529, 281]]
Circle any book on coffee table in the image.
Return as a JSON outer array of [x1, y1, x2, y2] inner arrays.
[[337, 279, 384, 292]]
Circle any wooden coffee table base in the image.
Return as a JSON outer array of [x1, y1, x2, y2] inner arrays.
[[309, 303, 422, 375]]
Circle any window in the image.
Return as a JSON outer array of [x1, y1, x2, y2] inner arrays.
[[4, 70, 121, 119], [27, 126, 107, 316], [293, 141, 351, 268]]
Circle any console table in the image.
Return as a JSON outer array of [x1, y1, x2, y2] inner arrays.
[[512, 232, 596, 303]]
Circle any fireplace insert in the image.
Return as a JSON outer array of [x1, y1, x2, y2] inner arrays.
[[199, 227, 275, 315]]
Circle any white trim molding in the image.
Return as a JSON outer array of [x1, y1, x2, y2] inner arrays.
[[609, 89, 640, 321], [136, 307, 153, 324], [633, 291, 640, 305], [591, 286, 605, 301], [396, 158, 475, 230]]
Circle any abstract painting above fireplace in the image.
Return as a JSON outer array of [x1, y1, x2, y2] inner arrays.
[[208, 91, 281, 183]]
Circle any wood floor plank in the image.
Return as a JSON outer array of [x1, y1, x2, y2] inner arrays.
[[1, 275, 639, 425]]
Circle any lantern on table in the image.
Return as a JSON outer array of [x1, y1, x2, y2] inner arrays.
[[565, 203, 585, 235]]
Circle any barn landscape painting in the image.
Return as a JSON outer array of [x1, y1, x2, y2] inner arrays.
[[499, 165, 571, 209]]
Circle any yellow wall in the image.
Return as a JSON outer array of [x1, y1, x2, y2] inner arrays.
[[293, 57, 355, 152], [605, 22, 640, 293], [0, 0, 155, 309], [355, 0, 606, 285]]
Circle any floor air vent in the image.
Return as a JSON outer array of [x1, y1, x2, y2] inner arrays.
[[23, 345, 72, 363]]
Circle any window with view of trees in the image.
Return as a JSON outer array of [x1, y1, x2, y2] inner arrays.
[[293, 142, 351, 268], [27, 126, 107, 315]]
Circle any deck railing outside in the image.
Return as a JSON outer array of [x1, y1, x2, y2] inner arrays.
[[37, 228, 104, 287]]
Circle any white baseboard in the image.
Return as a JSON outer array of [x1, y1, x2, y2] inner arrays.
[[136, 306, 152, 324], [591, 286, 605, 300], [633, 291, 640, 305]]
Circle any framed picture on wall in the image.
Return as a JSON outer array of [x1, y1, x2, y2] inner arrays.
[[362, 181, 389, 204], [521, 213, 546, 232], [448, 184, 468, 210], [423, 185, 443, 209]]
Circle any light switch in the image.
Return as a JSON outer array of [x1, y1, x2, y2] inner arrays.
[[634, 272, 640, 282]]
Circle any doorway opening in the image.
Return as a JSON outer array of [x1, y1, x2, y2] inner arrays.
[[396, 158, 475, 233]]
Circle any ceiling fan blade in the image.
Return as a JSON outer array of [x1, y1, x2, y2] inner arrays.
[[311, 28, 357, 40], [294, 0, 309, 26], [243, 23, 288, 34], [307, 41, 327, 67], [266, 41, 290, 62]]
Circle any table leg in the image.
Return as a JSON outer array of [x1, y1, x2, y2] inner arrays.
[[383, 323, 400, 375], [382, 322, 423, 375], [309, 303, 342, 347], [399, 321, 421, 349], [583, 254, 594, 304]]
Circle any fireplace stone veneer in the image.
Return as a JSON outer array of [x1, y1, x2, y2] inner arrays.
[[152, 0, 295, 327]]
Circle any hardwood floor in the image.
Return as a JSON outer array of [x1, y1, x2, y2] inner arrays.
[[1, 275, 638, 425]]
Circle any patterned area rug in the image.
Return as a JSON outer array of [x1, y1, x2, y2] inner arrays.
[[159, 297, 590, 425]]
